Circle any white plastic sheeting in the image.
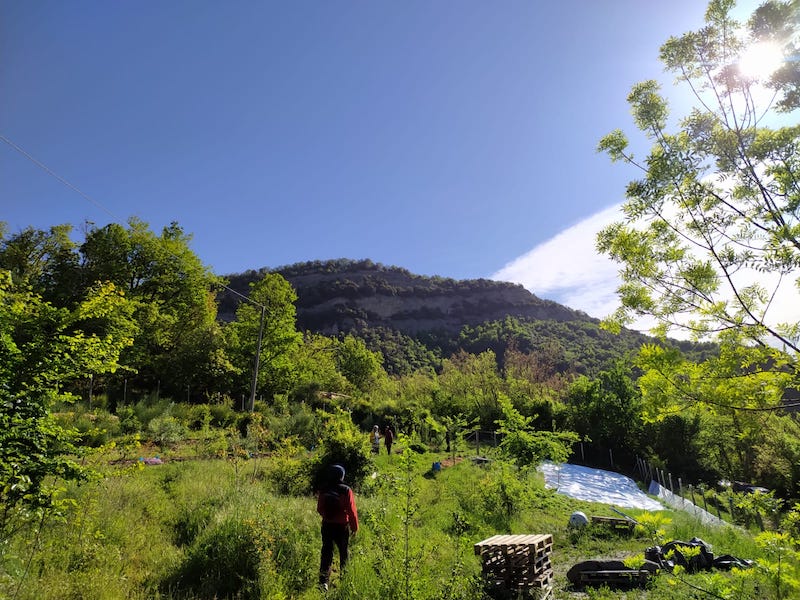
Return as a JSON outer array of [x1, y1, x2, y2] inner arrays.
[[539, 462, 664, 511], [647, 480, 727, 526]]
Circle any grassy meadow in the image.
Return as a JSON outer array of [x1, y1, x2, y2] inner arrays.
[[0, 419, 790, 600]]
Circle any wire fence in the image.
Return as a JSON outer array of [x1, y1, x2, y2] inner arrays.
[[454, 430, 743, 527]]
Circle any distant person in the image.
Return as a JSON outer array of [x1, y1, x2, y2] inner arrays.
[[317, 464, 359, 591], [370, 425, 381, 454], [384, 425, 394, 455]]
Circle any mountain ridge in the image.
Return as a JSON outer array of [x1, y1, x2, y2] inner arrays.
[[219, 258, 717, 376], [221, 257, 594, 334]]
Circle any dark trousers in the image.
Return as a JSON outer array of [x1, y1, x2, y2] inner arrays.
[[319, 521, 350, 584]]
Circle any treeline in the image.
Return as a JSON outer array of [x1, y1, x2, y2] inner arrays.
[[0, 219, 385, 406], [223, 259, 715, 377], [2, 218, 799, 501]]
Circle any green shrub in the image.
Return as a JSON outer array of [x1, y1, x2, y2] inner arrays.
[[261, 401, 319, 450], [147, 415, 187, 447], [310, 409, 373, 491], [116, 406, 141, 433], [57, 408, 121, 447], [209, 398, 238, 428], [185, 403, 212, 431], [263, 437, 312, 495], [163, 517, 262, 599]]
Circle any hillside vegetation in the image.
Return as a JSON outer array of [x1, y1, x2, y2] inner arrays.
[[222, 258, 718, 376], [2, 413, 796, 600], [2, 220, 800, 599]]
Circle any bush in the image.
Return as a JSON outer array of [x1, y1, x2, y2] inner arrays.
[[56, 408, 122, 447], [163, 517, 262, 599], [116, 406, 141, 433], [126, 396, 175, 430], [310, 409, 373, 491], [148, 415, 187, 447], [209, 399, 238, 428], [186, 403, 212, 431], [263, 437, 312, 495]]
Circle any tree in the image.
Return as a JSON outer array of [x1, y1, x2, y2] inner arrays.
[[80, 219, 223, 398], [565, 362, 643, 463], [335, 334, 385, 393], [438, 350, 504, 429], [634, 342, 800, 493], [288, 332, 349, 402], [597, 0, 800, 350], [228, 273, 302, 402], [0, 273, 135, 537], [0, 224, 82, 306], [494, 394, 579, 468]]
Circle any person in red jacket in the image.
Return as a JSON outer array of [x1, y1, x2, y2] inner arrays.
[[384, 425, 394, 455], [317, 463, 359, 591]]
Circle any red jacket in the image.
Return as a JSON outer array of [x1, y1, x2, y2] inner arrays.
[[317, 483, 359, 532]]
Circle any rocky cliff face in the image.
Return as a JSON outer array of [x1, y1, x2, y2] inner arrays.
[[223, 259, 593, 336]]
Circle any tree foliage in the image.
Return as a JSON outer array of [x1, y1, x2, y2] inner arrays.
[[495, 394, 578, 467], [598, 0, 800, 350], [81, 219, 224, 397], [0, 273, 135, 533], [565, 361, 643, 462], [229, 273, 303, 401]]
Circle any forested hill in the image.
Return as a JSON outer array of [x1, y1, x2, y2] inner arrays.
[[222, 258, 590, 333], [221, 259, 716, 375]]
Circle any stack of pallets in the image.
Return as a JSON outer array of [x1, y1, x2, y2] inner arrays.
[[474, 534, 554, 599], [590, 515, 636, 534]]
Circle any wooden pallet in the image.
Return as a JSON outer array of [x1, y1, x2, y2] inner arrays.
[[590, 516, 636, 533], [483, 583, 553, 600], [579, 569, 650, 586], [475, 534, 554, 595]]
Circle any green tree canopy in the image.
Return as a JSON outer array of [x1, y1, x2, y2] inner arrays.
[[80, 219, 223, 397], [229, 273, 302, 403], [0, 273, 135, 534], [565, 362, 643, 463], [598, 0, 800, 351]]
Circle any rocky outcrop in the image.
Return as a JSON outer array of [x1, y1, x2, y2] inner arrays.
[[222, 258, 593, 336]]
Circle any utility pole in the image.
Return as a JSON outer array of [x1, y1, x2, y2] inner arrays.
[[219, 283, 267, 412], [248, 305, 266, 412]]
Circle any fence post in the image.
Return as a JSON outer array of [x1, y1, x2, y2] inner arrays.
[[690, 484, 697, 507], [729, 494, 735, 523], [476, 430, 480, 456], [668, 473, 674, 494], [580, 442, 585, 463], [609, 448, 614, 469], [678, 478, 684, 505]]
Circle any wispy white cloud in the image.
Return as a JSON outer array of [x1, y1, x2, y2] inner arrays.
[[491, 205, 623, 322], [492, 204, 800, 343]]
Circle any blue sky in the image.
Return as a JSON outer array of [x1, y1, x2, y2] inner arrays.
[[1, 1, 760, 320]]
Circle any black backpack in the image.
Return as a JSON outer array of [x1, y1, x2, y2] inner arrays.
[[321, 483, 349, 519]]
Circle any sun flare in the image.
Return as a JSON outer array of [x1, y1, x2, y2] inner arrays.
[[738, 41, 784, 79]]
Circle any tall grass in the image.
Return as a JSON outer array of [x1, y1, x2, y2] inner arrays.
[[0, 446, 779, 600]]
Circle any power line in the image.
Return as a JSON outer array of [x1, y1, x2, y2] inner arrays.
[[1, 134, 121, 221]]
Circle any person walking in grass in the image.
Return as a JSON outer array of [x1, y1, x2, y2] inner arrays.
[[384, 425, 394, 455], [317, 464, 359, 592], [370, 425, 381, 454]]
